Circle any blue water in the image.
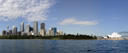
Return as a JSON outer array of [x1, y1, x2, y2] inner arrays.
[[0, 40, 128, 53]]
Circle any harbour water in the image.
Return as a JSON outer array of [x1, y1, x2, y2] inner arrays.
[[0, 40, 128, 53]]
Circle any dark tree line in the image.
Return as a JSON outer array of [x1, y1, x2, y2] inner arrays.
[[0, 34, 97, 39]]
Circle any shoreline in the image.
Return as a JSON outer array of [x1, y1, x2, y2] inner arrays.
[[0, 39, 128, 40], [97, 38, 125, 40], [0, 39, 97, 40]]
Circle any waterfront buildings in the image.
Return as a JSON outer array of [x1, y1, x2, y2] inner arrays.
[[1, 21, 63, 36], [107, 32, 122, 38], [21, 32, 25, 36], [17, 31, 21, 36], [48, 28, 54, 36], [6, 25, 9, 35], [101, 32, 123, 40], [6, 32, 9, 35], [40, 23, 46, 36], [33, 21, 38, 35], [30, 27, 33, 32], [9, 30, 12, 35], [13, 26, 17, 35], [57, 31, 63, 35], [25, 24, 30, 33], [25, 24, 31, 35], [2, 30, 6, 36], [41, 23, 45, 30], [51, 27, 57, 36], [20, 22, 24, 32], [30, 31, 34, 35], [40, 29, 45, 36]]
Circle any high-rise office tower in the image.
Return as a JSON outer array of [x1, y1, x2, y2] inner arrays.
[[33, 21, 38, 35], [48, 28, 54, 36], [17, 31, 21, 36], [9, 30, 12, 35], [25, 24, 30, 33], [2, 30, 6, 36], [6, 25, 9, 35], [30, 27, 33, 32], [51, 27, 57, 36], [20, 22, 24, 32], [13, 26, 17, 35], [60, 31, 63, 35], [57, 30, 63, 35], [40, 23, 45, 36], [41, 23, 45, 29], [6, 32, 9, 35]]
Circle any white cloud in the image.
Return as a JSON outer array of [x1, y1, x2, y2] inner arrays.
[[0, 0, 54, 22], [59, 18, 98, 26]]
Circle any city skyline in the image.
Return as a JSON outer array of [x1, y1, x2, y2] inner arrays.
[[2, 21, 63, 36], [0, 0, 128, 36]]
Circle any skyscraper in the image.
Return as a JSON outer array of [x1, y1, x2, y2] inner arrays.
[[25, 24, 30, 33], [41, 23, 45, 29], [48, 28, 54, 36], [9, 30, 12, 35], [51, 27, 57, 36], [33, 21, 38, 35], [6, 25, 9, 35], [57, 30, 63, 35], [20, 22, 24, 32], [2, 30, 6, 36], [13, 26, 17, 35], [40, 23, 45, 36], [30, 27, 33, 32], [17, 31, 21, 36]]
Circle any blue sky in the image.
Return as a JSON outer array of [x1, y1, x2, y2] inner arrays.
[[0, 0, 128, 36]]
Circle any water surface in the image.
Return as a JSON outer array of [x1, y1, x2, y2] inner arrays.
[[0, 40, 128, 53]]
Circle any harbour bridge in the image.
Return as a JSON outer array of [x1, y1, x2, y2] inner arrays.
[[118, 31, 128, 38]]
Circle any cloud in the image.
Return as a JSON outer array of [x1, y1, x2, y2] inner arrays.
[[59, 18, 98, 26], [0, 0, 54, 22]]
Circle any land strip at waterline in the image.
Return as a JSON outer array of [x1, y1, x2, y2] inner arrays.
[[0, 34, 97, 40]]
